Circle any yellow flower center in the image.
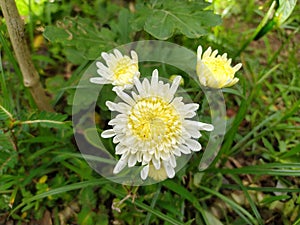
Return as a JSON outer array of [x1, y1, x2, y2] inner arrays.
[[203, 57, 234, 79], [128, 97, 182, 144], [112, 57, 138, 85]]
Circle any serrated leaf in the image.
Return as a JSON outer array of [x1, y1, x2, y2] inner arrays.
[[132, 0, 221, 40], [43, 17, 117, 63], [130, 4, 149, 31], [43, 26, 70, 43], [23, 112, 70, 128], [275, 0, 297, 26], [32, 111, 68, 121], [110, 8, 132, 43]]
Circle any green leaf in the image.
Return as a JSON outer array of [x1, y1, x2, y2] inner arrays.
[[111, 8, 132, 43], [132, 0, 221, 40], [163, 180, 203, 213], [261, 195, 291, 205], [0, 133, 17, 175], [105, 186, 184, 225], [43, 26, 70, 43], [21, 111, 70, 128], [43, 17, 117, 63], [0, 103, 13, 121], [275, 0, 297, 26], [280, 143, 300, 159], [12, 179, 110, 214], [198, 186, 257, 225], [253, 0, 297, 40], [45, 75, 65, 96], [209, 163, 300, 176], [262, 137, 276, 153], [79, 187, 97, 209], [78, 207, 96, 225], [16, 0, 47, 18]]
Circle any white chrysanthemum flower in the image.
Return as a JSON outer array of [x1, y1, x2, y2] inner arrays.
[[90, 49, 140, 89], [101, 69, 214, 180], [196, 46, 242, 89]]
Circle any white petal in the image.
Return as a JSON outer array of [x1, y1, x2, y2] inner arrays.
[[122, 135, 136, 146], [198, 122, 214, 131], [182, 103, 199, 112], [101, 129, 115, 138], [151, 69, 159, 90], [113, 158, 127, 174], [131, 91, 140, 102], [96, 62, 111, 76], [173, 147, 182, 156], [233, 63, 242, 72], [101, 52, 110, 62], [140, 164, 149, 180], [184, 120, 214, 131], [227, 58, 232, 65], [130, 50, 138, 62], [108, 116, 127, 126], [142, 77, 151, 95], [203, 47, 212, 58], [185, 127, 201, 138], [90, 77, 110, 84], [223, 77, 239, 88], [115, 89, 136, 106], [185, 139, 202, 151], [183, 111, 197, 118], [115, 144, 127, 155], [197, 45, 203, 60], [169, 154, 177, 168], [96, 61, 109, 71], [178, 144, 191, 154], [105, 101, 117, 111], [199, 73, 207, 86], [113, 135, 120, 144], [106, 53, 117, 67], [97, 69, 112, 78], [112, 86, 124, 92], [160, 152, 170, 161], [171, 97, 184, 108], [143, 153, 152, 164], [128, 154, 137, 167], [112, 102, 131, 114], [114, 49, 123, 59], [221, 53, 227, 59], [152, 157, 161, 170], [169, 76, 181, 96], [163, 161, 175, 178], [211, 49, 218, 58], [133, 77, 144, 95]]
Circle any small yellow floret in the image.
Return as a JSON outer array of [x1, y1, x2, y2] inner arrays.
[[113, 57, 138, 86], [197, 46, 242, 89]]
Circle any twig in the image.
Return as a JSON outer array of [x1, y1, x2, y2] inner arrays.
[[0, 0, 54, 111]]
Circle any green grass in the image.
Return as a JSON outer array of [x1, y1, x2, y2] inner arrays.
[[0, 0, 300, 224]]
